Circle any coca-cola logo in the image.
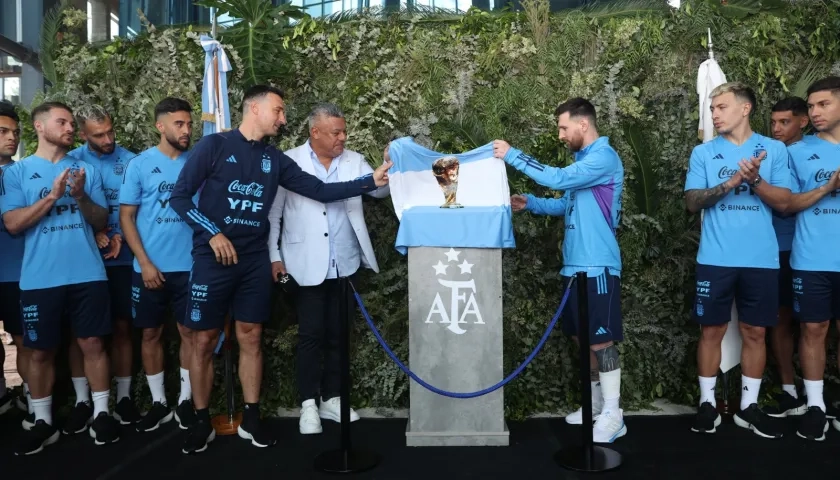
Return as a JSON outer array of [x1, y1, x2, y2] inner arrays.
[[158, 181, 175, 193], [815, 169, 833, 182], [104, 188, 119, 200], [39, 187, 70, 199], [718, 166, 739, 179], [228, 180, 264, 198]]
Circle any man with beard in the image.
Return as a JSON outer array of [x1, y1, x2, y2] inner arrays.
[[63, 104, 141, 433], [170, 85, 391, 454], [782, 76, 840, 440], [0, 102, 119, 455], [0, 101, 27, 419], [684, 82, 791, 438], [493, 97, 627, 443], [763, 97, 810, 419], [120, 97, 197, 433]]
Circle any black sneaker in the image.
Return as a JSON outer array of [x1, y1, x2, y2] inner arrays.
[[175, 400, 197, 430], [22, 412, 35, 431], [62, 401, 93, 434], [764, 391, 807, 418], [691, 402, 721, 433], [182, 419, 215, 454], [237, 417, 276, 448], [137, 402, 173, 433], [14, 420, 60, 455], [0, 389, 14, 415], [114, 397, 142, 425], [797, 406, 828, 441], [825, 403, 839, 420], [734, 404, 783, 438], [89, 412, 120, 445], [16, 393, 27, 412]]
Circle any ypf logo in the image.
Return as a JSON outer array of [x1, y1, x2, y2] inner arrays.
[[425, 248, 484, 335]]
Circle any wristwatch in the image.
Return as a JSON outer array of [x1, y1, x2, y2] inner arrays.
[[751, 175, 762, 187]]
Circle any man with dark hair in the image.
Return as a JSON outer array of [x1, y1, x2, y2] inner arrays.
[[684, 81, 792, 438], [763, 96, 810, 419], [62, 104, 141, 433], [0, 101, 27, 419], [493, 97, 627, 443], [783, 76, 840, 440], [0, 102, 120, 455], [120, 97, 197, 433], [170, 84, 392, 454]]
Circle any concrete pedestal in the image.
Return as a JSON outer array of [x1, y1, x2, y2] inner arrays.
[[405, 246, 509, 447]]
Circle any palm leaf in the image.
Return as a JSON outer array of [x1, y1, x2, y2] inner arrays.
[[566, 0, 672, 19], [790, 59, 826, 99], [40, 0, 72, 86], [623, 122, 659, 216]]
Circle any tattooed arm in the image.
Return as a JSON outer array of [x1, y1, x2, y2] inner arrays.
[[685, 174, 742, 213]]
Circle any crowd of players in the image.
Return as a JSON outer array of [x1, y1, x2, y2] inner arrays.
[[0, 74, 839, 458]]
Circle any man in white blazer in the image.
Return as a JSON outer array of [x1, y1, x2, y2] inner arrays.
[[267, 103, 390, 435]]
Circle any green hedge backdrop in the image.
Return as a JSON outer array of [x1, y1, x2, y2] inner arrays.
[[16, 0, 840, 418]]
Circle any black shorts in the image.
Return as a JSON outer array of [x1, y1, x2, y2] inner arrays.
[[778, 250, 793, 310], [0, 282, 22, 336], [132, 271, 190, 329], [106, 266, 133, 321], [792, 271, 840, 323], [692, 265, 778, 327], [561, 270, 623, 344], [19, 281, 112, 350], [184, 252, 272, 331]]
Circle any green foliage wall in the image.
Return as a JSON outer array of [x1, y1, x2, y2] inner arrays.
[[22, 0, 840, 418]]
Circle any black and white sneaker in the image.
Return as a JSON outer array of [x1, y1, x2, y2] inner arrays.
[[14, 420, 60, 456], [0, 389, 14, 415], [175, 400, 197, 430], [137, 402, 173, 433], [15, 393, 27, 412], [62, 401, 93, 435], [89, 412, 120, 445], [797, 406, 828, 441], [22, 412, 35, 430], [237, 418, 276, 448], [182, 419, 215, 454], [734, 404, 783, 438], [114, 397, 142, 425], [764, 392, 807, 418], [691, 402, 721, 433], [825, 402, 839, 420]]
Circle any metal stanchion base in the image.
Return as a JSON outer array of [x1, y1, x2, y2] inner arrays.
[[313, 448, 380, 474], [554, 445, 623, 473], [211, 412, 242, 436]]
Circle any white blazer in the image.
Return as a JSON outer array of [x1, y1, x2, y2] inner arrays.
[[267, 143, 390, 287]]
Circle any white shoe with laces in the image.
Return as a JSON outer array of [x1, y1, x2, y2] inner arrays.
[[565, 400, 603, 425], [592, 408, 627, 443], [299, 400, 322, 435], [319, 396, 360, 423]]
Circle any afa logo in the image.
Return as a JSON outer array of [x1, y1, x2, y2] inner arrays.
[[696, 303, 704, 317], [113, 163, 125, 176], [27, 327, 38, 342], [793, 299, 800, 313], [261, 154, 271, 174], [191, 308, 201, 322], [131, 305, 136, 319]]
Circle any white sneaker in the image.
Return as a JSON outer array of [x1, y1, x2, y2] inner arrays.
[[299, 400, 322, 435], [592, 409, 627, 443], [318, 396, 360, 423], [565, 401, 603, 425]]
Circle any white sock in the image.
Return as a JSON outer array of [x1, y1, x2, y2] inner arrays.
[[0, 376, 6, 391], [24, 383, 34, 414], [72, 377, 90, 405], [599, 369, 621, 413], [783, 384, 798, 399], [804, 379, 825, 412], [699, 376, 717, 406], [31, 396, 53, 425], [740, 375, 761, 410], [116, 376, 132, 401], [178, 367, 191, 403], [591, 381, 603, 406], [92, 390, 110, 417], [146, 372, 166, 405]]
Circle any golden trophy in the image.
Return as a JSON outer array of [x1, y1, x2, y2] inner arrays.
[[432, 156, 463, 208]]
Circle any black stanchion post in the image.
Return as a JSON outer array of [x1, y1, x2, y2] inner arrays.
[[554, 272, 622, 473], [211, 314, 241, 435], [314, 276, 380, 474]]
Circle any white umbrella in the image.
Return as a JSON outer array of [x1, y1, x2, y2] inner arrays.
[[697, 29, 741, 376]]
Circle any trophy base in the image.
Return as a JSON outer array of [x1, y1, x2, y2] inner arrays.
[[440, 204, 464, 209]]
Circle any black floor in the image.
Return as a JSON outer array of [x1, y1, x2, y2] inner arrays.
[[2, 410, 840, 480]]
